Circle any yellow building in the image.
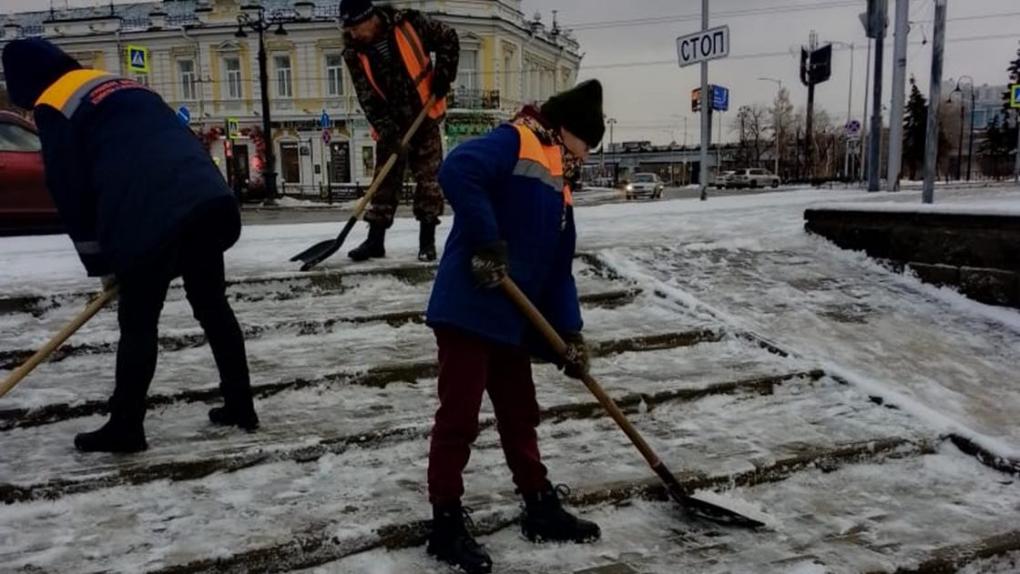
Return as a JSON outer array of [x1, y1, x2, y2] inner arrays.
[[0, 0, 582, 197]]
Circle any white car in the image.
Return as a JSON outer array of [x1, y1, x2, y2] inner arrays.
[[624, 173, 664, 200], [714, 170, 735, 189], [727, 168, 780, 189]]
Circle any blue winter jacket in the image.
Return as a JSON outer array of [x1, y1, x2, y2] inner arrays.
[[426, 123, 583, 351], [3, 39, 239, 277]]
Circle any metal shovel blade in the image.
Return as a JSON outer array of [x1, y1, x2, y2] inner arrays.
[[290, 239, 336, 264], [653, 463, 766, 529]]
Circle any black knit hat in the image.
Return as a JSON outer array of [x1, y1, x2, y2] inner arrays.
[[2, 38, 82, 110], [339, 0, 376, 27], [540, 79, 606, 149]]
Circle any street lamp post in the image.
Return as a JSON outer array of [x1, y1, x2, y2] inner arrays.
[[830, 40, 856, 181], [606, 118, 617, 185], [952, 76, 976, 181], [236, 4, 299, 206], [758, 77, 782, 177]]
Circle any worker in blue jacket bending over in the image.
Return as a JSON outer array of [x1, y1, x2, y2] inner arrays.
[[424, 80, 606, 574], [2, 39, 258, 453]]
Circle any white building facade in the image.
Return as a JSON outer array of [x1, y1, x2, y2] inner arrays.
[[0, 0, 582, 197]]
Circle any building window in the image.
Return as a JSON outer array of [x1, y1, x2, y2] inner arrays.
[[224, 57, 243, 100], [275, 55, 293, 98], [178, 59, 197, 101], [280, 142, 301, 183], [456, 48, 478, 91], [134, 74, 149, 87], [542, 68, 553, 100], [362, 145, 375, 173], [503, 52, 513, 99], [326, 54, 344, 97], [523, 59, 536, 102]]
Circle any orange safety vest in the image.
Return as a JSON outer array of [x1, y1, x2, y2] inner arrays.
[[512, 124, 573, 207], [358, 20, 447, 121]]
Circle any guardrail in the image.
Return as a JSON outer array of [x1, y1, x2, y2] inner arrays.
[[280, 182, 418, 205]]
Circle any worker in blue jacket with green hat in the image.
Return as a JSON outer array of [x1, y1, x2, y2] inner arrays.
[[1, 38, 258, 454], [424, 79, 606, 574]]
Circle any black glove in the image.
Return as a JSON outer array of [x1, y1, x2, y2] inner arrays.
[[471, 241, 508, 289], [432, 71, 452, 99], [560, 332, 590, 380]]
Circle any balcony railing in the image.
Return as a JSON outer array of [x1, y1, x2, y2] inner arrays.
[[448, 88, 501, 111]]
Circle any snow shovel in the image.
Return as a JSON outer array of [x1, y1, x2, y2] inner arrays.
[[0, 285, 119, 400], [500, 277, 766, 529], [290, 96, 437, 271]]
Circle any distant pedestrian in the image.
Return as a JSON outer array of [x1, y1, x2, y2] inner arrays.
[[2, 39, 258, 453]]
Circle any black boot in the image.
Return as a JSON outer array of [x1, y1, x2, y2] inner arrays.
[[74, 417, 148, 453], [208, 402, 259, 431], [348, 223, 386, 261], [418, 221, 437, 262], [427, 504, 493, 574], [521, 483, 601, 543]]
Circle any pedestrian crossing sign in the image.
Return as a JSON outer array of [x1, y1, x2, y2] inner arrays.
[[227, 118, 241, 140], [1011, 84, 1020, 109], [126, 45, 149, 73]]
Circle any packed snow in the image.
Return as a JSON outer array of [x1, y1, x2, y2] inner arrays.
[[2, 183, 1019, 573]]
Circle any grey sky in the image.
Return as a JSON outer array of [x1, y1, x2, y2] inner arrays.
[[523, 0, 1019, 144], [3, 0, 1019, 143]]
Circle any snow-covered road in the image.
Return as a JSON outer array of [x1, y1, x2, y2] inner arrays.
[[2, 184, 1019, 573]]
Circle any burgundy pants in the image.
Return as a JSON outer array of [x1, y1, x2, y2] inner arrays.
[[427, 327, 548, 506]]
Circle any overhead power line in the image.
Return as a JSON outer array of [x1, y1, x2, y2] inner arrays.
[[578, 32, 1020, 73], [564, 0, 860, 31]]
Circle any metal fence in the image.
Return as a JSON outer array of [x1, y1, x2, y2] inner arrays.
[[279, 181, 417, 204]]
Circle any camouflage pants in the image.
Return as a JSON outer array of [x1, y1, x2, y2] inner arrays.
[[364, 119, 445, 227]]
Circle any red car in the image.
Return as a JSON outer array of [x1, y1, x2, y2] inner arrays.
[[0, 110, 61, 236]]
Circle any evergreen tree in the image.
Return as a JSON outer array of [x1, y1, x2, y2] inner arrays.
[[902, 80, 928, 180], [980, 115, 1013, 179], [1006, 43, 1020, 160]]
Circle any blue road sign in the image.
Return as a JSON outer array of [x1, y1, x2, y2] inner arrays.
[[177, 106, 191, 125], [320, 110, 331, 128], [711, 85, 729, 112], [1011, 84, 1020, 109]]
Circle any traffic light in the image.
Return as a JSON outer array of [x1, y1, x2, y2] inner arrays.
[[800, 44, 833, 87]]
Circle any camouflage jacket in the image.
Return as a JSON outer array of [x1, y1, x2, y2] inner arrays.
[[343, 6, 459, 142]]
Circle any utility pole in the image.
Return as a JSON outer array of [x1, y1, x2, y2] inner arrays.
[[805, 31, 818, 180], [800, 33, 832, 181], [699, 0, 711, 201], [966, 82, 975, 181], [922, 0, 947, 204], [887, 0, 909, 190], [1014, 109, 1020, 183], [758, 77, 782, 176], [861, 38, 872, 185], [867, 0, 887, 192], [607, 117, 617, 186]]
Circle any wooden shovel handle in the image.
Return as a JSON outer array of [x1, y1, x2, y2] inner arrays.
[[499, 277, 663, 468], [349, 96, 437, 221], [0, 286, 119, 399]]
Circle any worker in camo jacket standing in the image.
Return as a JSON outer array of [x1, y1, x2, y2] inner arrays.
[[339, 0, 459, 262], [1, 39, 258, 454]]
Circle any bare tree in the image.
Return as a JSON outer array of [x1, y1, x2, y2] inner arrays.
[[734, 104, 770, 166]]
